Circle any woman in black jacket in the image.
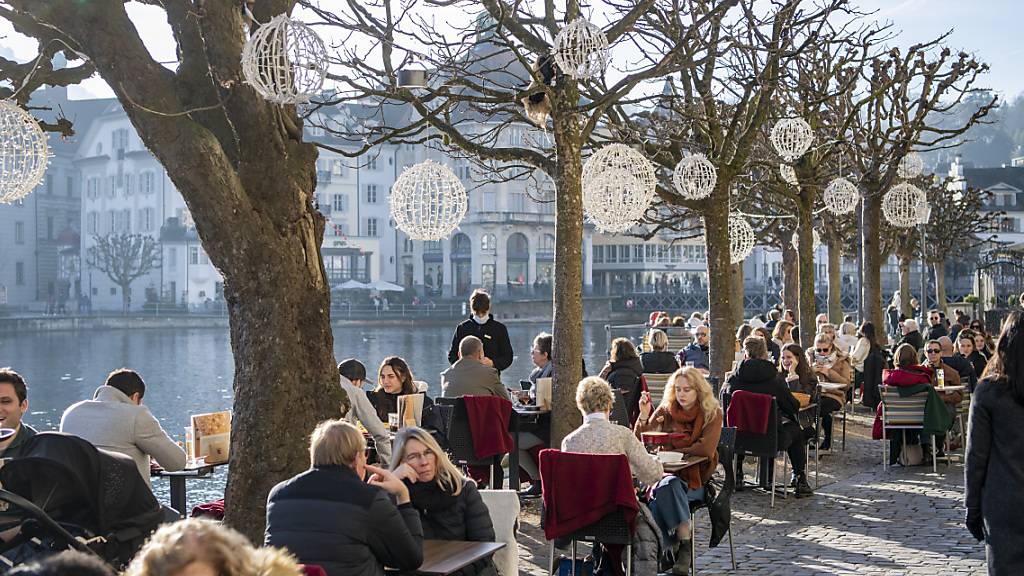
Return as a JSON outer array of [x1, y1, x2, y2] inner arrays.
[[601, 338, 645, 425], [392, 427, 497, 576], [956, 332, 988, 383], [856, 322, 886, 410], [640, 329, 680, 374], [966, 311, 1024, 575], [368, 357, 443, 437]]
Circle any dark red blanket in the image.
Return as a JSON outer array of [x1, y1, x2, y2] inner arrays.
[[540, 449, 639, 541], [726, 390, 771, 435], [464, 395, 514, 459]]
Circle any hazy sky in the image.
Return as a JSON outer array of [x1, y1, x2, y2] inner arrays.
[[0, 0, 1020, 101]]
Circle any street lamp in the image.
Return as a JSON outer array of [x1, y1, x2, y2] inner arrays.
[[917, 201, 932, 315]]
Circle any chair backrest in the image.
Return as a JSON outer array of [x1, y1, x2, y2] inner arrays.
[[433, 400, 455, 440], [479, 490, 520, 576], [721, 391, 779, 457], [958, 389, 972, 416], [539, 450, 637, 543], [880, 386, 928, 429], [643, 373, 672, 405], [609, 389, 630, 428], [444, 398, 481, 464], [667, 334, 693, 352], [717, 426, 737, 496]]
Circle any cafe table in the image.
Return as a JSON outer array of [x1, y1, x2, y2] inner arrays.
[[659, 453, 707, 475], [152, 459, 228, 518], [509, 405, 550, 493], [389, 540, 505, 576]]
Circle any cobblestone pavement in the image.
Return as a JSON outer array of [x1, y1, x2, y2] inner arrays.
[[513, 408, 987, 575]]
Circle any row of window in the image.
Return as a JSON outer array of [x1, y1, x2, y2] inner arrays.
[[593, 244, 707, 265], [84, 172, 157, 200], [85, 209, 156, 235], [329, 219, 379, 238], [414, 233, 555, 255], [165, 246, 210, 271]]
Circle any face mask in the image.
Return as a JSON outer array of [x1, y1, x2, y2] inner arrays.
[[473, 314, 488, 325]]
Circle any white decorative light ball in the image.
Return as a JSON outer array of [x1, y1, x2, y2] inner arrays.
[[0, 101, 49, 204], [882, 182, 926, 228], [553, 18, 610, 80], [791, 228, 821, 252], [729, 214, 755, 264], [823, 177, 859, 215], [770, 118, 814, 162], [389, 160, 468, 240], [897, 152, 924, 179], [241, 14, 328, 105], [779, 163, 798, 186], [672, 153, 717, 200], [582, 144, 656, 233]]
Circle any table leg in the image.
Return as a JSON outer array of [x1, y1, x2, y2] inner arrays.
[[510, 413, 521, 493], [170, 477, 187, 518]]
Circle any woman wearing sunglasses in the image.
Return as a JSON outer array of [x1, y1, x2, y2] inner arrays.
[[805, 333, 851, 453]]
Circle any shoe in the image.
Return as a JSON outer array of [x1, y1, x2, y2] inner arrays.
[[734, 464, 747, 491], [802, 427, 818, 442], [793, 473, 814, 498], [520, 482, 542, 499], [670, 539, 692, 575]]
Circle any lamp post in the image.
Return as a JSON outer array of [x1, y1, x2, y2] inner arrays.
[[917, 201, 932, 316]]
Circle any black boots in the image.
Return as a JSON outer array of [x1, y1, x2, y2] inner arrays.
[[671, 538, 692, 575], [793, 472, 814, 498]]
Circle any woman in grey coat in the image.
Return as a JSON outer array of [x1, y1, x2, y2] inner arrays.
[[966, 310, 1024, 575]]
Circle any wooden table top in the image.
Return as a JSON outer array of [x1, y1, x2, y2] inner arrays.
[[410, 540, 506, 576], [818, 382, 851, 391], [937, 385, 966, 393]]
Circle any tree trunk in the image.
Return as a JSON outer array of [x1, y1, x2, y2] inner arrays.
[[731, 263, 745, 323], [934, 260, 948, 315], [898, 254, 912, 318], [122, 284, 130, 314], [549, 106, 584, 447], [861, 192, 885, 330], [705, 181, 738, 384], [796, 207, 816, 348], [827, 238, 843, 323], [782, 234, 799, 314]]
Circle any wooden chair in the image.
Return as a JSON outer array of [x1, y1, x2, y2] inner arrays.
[[642, 373, 672, 406], [880, 386, 936, 473]]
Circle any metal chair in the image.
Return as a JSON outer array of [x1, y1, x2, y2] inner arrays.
[[609, 389, 631, 428], [880, 386, 936, 473], [440, 397, 506, 488], [722, 391, 787, 508], [687, 426, 738, 574]]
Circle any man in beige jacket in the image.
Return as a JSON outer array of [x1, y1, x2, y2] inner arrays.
[[441, 336, 509, 400]]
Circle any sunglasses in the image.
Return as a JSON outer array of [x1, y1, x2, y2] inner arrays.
[[815, 348, 830, 353], [926, 349, 941, 354]]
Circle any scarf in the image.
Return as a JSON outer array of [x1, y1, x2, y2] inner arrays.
[[813, 349, 838, 368], [665, 402, 707, 490], [406, 479, 458, 516]]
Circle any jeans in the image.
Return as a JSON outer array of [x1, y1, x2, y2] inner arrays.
[[647, 475, 706, 543]]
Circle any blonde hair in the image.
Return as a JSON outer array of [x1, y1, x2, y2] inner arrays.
[[661, 368, 720, 422], [576, 376, 614, 414], [649, 329, 669, 352], [124, 519, 301, 576], [309, 419, 365, 467], [391, 427, 465, 496]]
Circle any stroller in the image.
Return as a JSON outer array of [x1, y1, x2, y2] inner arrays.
[[0, 432, 165, 571]]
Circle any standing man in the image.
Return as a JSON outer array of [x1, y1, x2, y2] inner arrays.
[[0, 368, 36, 459], [447, 289, 513, 373], [61, 368, 185, 485], [338, 359, 392, 466]]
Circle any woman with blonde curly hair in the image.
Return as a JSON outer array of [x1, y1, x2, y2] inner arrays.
[[125, 518, 301, 576]]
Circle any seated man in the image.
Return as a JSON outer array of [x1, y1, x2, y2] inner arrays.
[[0, 368, 36, 459], [60, 368, 185, 485], [676, 326, 710, 374], [265, 419, 423, 576], [338, 358, 392, 466], [724, 336, 813, 497], [441, 336, 509, 400]]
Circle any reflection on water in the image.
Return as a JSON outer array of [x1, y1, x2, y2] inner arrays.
[[1, 322, 610, 507]]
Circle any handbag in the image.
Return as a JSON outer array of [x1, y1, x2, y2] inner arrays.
[[897, 442, 923, 466]]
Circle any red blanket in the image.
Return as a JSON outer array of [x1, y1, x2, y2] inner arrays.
[[191, 498, 225, 520], [464, 396, 514, 459], [540, 449, 639, 541], [726, 390, 771, 435], [300, 565, 327, 576]]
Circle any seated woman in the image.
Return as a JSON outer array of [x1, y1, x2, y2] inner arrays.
[[368, 356, 442, 436], [956, 331, 988, 383], [806, 333, 852, 453], [780, 343, 816, 399], [876, 344, 934, 465], [600, 338, 645, 425], [634, 368, 723, 576], [391, 427, 497, 576], [641, 329, 680, 375]]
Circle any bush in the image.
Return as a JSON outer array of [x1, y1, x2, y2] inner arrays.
[[964, 294, 979, 304]]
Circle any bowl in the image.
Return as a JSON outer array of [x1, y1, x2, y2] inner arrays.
[[658, 451, 684, 464]]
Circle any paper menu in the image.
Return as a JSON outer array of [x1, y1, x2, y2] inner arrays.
[[191, 410, 231, 464], [535, 377, 552, 410], [398, 393, 424, 428]]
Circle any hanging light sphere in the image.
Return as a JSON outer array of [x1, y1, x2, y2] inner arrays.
[[553, 18, 610, 80], [897, 152, 924, 179], [882, 182, 926, 228], [729, 214, 755, 264], [582, 143, 656, 233], [0, 101, 49, 204], [823, 177, 859, 216], [241, 13, 328, 105], [389, 160, 468, 240], [672, 153, 717, 200], [770, 118, 814, 162], [791, 228, 822, 252], [779, 163, 798, 186]]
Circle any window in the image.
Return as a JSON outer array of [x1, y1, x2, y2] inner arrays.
[[482, 191, 496, 211], [332, 194, 347, 212], [124, 173, 135, 195], [605, 246, 617, 263], [87, 212, 98, 234], [110, 287, 117, 296], [332, 160, 344, 176], [168, 247, 177, 271], [140, 172, 155, 195], [122, 209, 131, 233], [189, 246, 199, 265], [112, 128, 129, 152], [366, 217, 379, 237], [15, 263, 24, 286], [200, 249, 209, 265], [66, 176, 74, 197], [365, 184, 378, 203], [139, 208, 154, 232], [481, 233, 496, 252], [633, 245, 644, 262], [14, 222, 24, 244], [593, 245, 604, 263], [86, 177, 99, 199], [107, 175, 116, 197], [619, 245, 630, 262], [331, 223, 347, 237], [369, 157, 378, 170], [510, 192, 526, 212]]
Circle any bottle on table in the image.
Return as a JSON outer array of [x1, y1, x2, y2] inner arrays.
[[937, 368, 945, 389]]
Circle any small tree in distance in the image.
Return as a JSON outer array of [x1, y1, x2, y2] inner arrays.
[[87, 233, 161, 313]]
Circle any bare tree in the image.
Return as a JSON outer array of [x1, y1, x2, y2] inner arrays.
[[87, 234, 161, 313]]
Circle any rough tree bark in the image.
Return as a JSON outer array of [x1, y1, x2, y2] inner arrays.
[[861, 191, 885, 331], [782, 237, 799, 315], [827, 238, 843, 323], [796, 201, 817, 347], [706, 181, 737, 382], [934, 261, 948, 316], [731, 263, 745, 323], [898, 255, 912, 318]]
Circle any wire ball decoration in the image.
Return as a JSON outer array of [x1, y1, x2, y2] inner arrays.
[[241, 13, 328, 105], [388, 160, 468, 241], [729, 214, 755, 264], [791, 228, 822, 252], [779, 163, 799, 186], [582, 143, 656, 233], [0, 101, 49, 204], [882, 182, 926, 228], [897, 152, 924, 180], [822, 177, 859, 216], [553, 18, 610, 80], [672, 153, 717, 200], [770, 118, 814, 162]]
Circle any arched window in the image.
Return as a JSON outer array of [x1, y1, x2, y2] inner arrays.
[[481, 233, 496, 252]]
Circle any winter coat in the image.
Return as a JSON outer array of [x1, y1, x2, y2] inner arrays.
[[806, 349, 852, 406], [966, 377, 1024, 575], [407, 479, 497, 576], [676, 343, 710, 372], [441, 358, 509, 401], [447, 315, 514, 372], [860, 346, 886, 410], [601, 357, 645, 425], [640, 351, 679, 375], [945, 354, 977, 391], [265, 465, 423, 576], [724, 358, 800, 422], [872, 365, 952, 439], [927, 323, 949, 341], [895, 330, 925, 353]]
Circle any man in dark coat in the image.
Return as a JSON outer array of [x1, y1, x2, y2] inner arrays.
[[926, 309, 948, 341], [676, 326, 710, 373], [894, 319, 925, 354], [447, 289, 513, 373], [724, 336, 813, 497], [0, 369, 36, 459]]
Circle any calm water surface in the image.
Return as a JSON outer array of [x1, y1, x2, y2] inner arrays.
[[1, 322, 611, 506]]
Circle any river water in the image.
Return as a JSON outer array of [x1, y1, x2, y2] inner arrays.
[[2, 322, 612, 508]]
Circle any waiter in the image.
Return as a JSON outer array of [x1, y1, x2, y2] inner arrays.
[[447, 288, 513, 373]]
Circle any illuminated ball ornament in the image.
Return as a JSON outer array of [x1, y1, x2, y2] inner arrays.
[[553, 18, 610, 80], [0, 101, 49, 204], [897, 152, 924, 179], [241, 13, 328, 105], [389, 160, 468, 240], [791, 228, 821, 251], [882, 182, 926, 228], [779, 163, 798, 186], [582, 144, 656, 233], [729, 214, 755, 264], [770, 118, 814, 162], [672, 153, 717, 200], [823, 177, 859, 215]]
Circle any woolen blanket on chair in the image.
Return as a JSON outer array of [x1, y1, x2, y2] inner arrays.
[[539, 450, 639, 541]]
